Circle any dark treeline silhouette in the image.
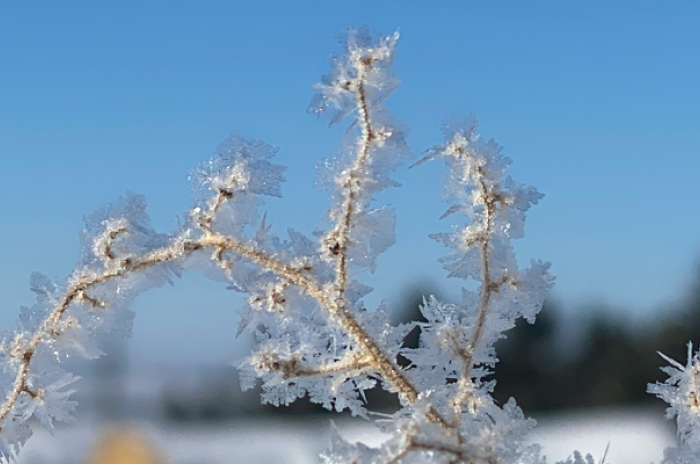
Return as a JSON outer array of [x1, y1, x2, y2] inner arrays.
[[160, 274, 700, 422], [384, 277, 700, 415], [492, 302, 659, 411], [492, 272, 700, 413]]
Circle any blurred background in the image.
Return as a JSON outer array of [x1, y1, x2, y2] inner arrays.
[[2, 1, 700, 463]]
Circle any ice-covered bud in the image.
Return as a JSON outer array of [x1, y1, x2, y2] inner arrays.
[[346, 27, 398, 70], [209, 161, 252, 199], [191, 133, 286, 201], [248, 281, 289, 313], [308, 27, 400, 126], [188, 134, 286, 237]]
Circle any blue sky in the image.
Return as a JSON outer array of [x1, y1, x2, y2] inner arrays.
[[1, 2, 700, 365]]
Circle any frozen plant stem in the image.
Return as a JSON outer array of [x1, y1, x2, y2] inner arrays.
[[451, 165, 497, 430], [16, 26, 696, 464], [0, 231, 298, 427], [324, 44, 451, 430], [0, 29, 464, 459]]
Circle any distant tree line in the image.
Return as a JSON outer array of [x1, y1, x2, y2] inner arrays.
[[374, 275, 700, 415], [492, 274, 700, 413], [159, 274, 700, 422]]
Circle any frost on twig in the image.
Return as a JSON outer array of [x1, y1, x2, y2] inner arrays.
[[0, 135, 292, 459], [406, 117, 554, 428], [238, 26, 423, 420], [320, 108, 554, 462], [0, 26, 575, 464]]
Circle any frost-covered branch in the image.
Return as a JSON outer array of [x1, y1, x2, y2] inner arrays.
[[0, 29, 452, 460], [9, 24, 682, 464], [252, 349, 373, 380], [0, 203, 314, 449]]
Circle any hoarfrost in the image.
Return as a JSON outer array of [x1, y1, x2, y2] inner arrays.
[[0, 25, 616, 464]]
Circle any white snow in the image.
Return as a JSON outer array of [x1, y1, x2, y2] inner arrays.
[[13, 407, 676, 464]]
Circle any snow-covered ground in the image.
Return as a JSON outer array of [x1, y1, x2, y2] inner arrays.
[[529, 408, 675, 463], [16, 408, 676, 464]]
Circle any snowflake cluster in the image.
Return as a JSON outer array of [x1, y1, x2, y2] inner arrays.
[[0, 25, 695, 464]]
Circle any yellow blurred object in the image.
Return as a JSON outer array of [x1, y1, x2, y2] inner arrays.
[[84, 425, 165, 464]]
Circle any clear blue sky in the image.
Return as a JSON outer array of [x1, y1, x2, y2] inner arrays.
[[2, 2, 700, 365]]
